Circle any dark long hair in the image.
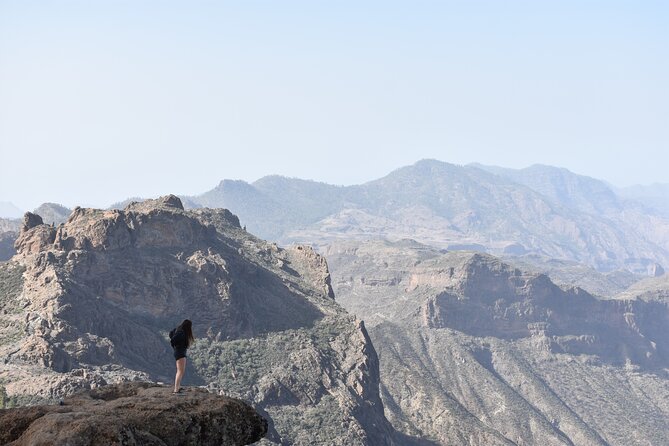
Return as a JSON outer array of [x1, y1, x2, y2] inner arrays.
[[178, 319, 195, 347]]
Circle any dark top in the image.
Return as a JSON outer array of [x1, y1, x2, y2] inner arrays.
[[169, 328, 188, 360]]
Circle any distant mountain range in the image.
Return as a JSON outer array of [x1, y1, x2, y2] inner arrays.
[[184, 160, 669, 274], [3, 160, 668, 274]]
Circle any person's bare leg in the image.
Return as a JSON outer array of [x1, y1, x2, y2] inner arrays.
[[174, 358, 186, 392]]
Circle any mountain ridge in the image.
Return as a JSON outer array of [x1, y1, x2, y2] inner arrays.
[[184, 159, 669, 273]]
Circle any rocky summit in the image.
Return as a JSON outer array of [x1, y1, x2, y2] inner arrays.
[[325, 239, 669, 446], [0, 195, 403, 445], [0, 382, 267, 446]]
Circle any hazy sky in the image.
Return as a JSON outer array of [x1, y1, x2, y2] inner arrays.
[[1, 1, 667, 210]]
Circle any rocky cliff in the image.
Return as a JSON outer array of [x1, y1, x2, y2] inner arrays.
[[0, 196, 402, 445], [325, 240, 669, 446], [1, 203, 71, 261], [0, 382, 267, 446]]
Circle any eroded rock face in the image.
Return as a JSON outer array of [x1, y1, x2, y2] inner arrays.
[[0, 382, 267, 446], [21, 212, 44, 232], [1, 196, 399, 445]]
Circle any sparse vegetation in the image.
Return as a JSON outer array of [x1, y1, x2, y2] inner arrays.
[[0, 262, 26, 346], [0, 262, 25, 312], [187, 316, 374, 442], [0, 383, 52, 409]]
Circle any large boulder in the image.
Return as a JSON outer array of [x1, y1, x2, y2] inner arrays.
[[0, 382, 267, 446]]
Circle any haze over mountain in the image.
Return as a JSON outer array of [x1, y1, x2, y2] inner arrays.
[[617, 183, 669, 219], [184, 160, 669, 274], [0, 217, 20, 262], [502, 254, 642, 298], [8, 160, 664, 276], [0, 202, 23, 219], [470, 164, 623, 216], [32, 203, 71, 226], [325, 239, 669, 446], [615, 272, 669, 303]]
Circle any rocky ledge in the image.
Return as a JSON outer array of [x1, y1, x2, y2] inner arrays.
[[0, 382, 267, 446]]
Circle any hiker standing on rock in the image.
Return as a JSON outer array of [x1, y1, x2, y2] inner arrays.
[[169, 319, 195, 394]]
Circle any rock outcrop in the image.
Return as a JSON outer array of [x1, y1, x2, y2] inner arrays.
[[0, 195, 401, 445], [0, 382, 267, 446], [325, 239, 669, 446], [651, 262, 665, 277]]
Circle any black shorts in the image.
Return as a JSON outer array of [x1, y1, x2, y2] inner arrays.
[[173, 348, 187, 361]]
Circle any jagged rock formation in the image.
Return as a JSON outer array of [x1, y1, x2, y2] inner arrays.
[[188, 160, 669, 273], [325, 239, 669, 446], [0, 205, 73, 260], [0, 195, 402, 445], [0, 382, 267, 446]]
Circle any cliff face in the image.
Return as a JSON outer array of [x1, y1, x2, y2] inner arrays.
[[325, 240, 669, 446], [0, 382, 267, 446], [0, 196, 399, 445]]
